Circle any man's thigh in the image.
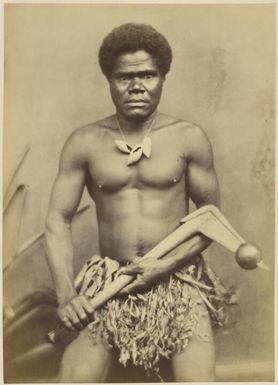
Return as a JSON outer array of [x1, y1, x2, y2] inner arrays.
[[59, 328, 113, 383], [171, 303, 215, 382]]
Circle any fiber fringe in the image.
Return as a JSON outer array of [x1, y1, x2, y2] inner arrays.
[[75, 255, 236, 375]]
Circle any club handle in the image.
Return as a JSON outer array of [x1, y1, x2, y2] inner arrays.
[[48, 274, 133, 346]]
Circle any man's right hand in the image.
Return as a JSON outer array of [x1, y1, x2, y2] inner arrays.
[[57, 294, 95, 331]]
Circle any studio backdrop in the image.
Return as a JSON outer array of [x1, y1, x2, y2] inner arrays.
[[3, 3, 275, 382]]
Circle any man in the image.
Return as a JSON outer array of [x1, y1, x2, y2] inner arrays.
[[45, 23, 230, 382]]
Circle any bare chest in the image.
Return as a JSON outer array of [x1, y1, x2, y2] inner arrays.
[[87, 135, 186, 192]]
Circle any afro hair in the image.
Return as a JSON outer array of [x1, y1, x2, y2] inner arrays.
[[98, 23, 172, 78]]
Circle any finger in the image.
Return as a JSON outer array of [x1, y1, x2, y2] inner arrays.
[[61, 316, 75, 331], [119, 265, 143, 276], [79, 296, 95, 315], [58, 307, 76, 330], [65, 306, 84, 330], [70, 299, 89, 325], [120, 280, 145, 295]]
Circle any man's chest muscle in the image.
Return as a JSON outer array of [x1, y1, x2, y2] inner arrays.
[[88, 144, 185, 191]]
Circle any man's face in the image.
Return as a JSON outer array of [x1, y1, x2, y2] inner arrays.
[[109, 50, 164, 121]]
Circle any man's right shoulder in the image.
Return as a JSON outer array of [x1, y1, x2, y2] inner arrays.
[[60, 117, 111, 165], [64, 116, 111, 149], [69, 118, 108, 142]]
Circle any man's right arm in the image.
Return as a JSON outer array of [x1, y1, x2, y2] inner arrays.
[[45, 131, 94, 330]]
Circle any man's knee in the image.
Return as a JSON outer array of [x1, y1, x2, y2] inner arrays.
[[59, 363, 108, 383], [172, 304, 215, 382], [174, 369, 215, 382], [172, 348, 215, 382], [58, 330, 112, 382]]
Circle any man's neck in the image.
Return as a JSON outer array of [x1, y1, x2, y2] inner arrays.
[[116, 110, 158, 135]]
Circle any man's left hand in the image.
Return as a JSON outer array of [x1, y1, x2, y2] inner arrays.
[[118, 257, 171, 295]]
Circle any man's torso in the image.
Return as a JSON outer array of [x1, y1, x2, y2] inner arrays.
[[76, 113, 198, 262]]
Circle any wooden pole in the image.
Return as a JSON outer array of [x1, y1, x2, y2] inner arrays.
[[4, 144, 30, 204], [3, 204, 91, 275]]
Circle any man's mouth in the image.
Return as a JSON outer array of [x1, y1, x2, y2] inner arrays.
[[125, 100, 149, 106]]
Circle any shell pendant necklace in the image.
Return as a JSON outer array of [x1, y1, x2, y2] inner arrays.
[[115, 116, 156, 166]]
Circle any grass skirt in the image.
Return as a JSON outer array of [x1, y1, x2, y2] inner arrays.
[[75, 254, 235, 375]]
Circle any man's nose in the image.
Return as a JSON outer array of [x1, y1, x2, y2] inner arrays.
[[128, 78, 145, 94]]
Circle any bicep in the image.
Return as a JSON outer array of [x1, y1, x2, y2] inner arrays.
[[46, 135, 87, 226], [186, 127, 220, 208], [47, 169, 86, 225], [187, 163, 219, 208]]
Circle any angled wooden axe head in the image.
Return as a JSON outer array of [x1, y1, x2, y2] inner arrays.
[[180, 205, 269, 271]]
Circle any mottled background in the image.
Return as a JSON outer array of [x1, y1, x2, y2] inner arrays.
[[3, 3, 275, 381]]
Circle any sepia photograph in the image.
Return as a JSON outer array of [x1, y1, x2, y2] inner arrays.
[[2, 2, 276, 383]]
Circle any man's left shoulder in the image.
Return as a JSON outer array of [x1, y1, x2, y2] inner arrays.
[[161, 114, 209, 143], [166, 117, 213, 161]]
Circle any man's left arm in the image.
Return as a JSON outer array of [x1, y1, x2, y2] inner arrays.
[[120, 125, 220, 294]]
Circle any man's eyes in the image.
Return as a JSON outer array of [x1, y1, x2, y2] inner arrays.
[[118, 73, 155, 81], [143, 74, 154, 79]]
